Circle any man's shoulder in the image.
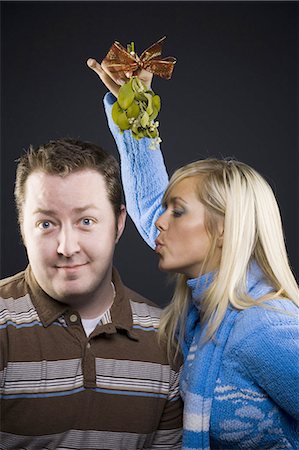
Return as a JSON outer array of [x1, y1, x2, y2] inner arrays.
[[123, 285, 183, 371], [0, 270, 28, 300], [122, 285, 163, 336], [113, 268, 162, 313], [125, 286, 162, 314]]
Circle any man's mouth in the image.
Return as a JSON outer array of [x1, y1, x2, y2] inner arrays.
[[56, 263, 88, 270]]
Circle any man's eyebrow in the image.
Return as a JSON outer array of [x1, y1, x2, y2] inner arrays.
[[32, 208, 57, 216], [33, 205, 99, 215], [72, 205, 99, 213]]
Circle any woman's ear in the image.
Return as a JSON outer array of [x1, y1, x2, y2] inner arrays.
[[216, 222, 224, 249]]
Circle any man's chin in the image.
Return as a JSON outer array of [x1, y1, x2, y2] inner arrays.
[[50, 286, 88, 305]]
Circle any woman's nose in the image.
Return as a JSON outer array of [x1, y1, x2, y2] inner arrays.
[[155, 211, 168, 231]]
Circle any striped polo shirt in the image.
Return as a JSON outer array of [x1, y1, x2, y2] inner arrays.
[[0, 266, 183, 449]]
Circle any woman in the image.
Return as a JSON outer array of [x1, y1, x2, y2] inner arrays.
[[88, 59, 299, 449]]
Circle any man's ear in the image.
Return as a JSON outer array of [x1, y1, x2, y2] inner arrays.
[[115, 205, 126, 243], [20, 222, 26, 247]]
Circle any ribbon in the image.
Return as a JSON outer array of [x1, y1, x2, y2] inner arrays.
[[102, 36, 176, 80]]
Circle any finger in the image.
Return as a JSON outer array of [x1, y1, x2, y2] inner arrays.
[[101, 60, 126, 85], [135, 68, 153, 89], [87, 58, 104, 75], [87, 58, 120, 97]]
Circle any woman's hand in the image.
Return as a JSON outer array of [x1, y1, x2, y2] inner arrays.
[[87, 58, 120, 97], [87, 58, 153, 97]]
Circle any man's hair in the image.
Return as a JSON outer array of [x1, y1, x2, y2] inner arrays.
[[14, 138, 122, 223]]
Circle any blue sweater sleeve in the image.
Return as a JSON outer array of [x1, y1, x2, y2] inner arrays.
[[103, 92, 169, 249], [235, 304, 299, 421]]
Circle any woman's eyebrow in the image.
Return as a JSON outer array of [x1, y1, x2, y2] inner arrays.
[[168, 196, 188, 205]]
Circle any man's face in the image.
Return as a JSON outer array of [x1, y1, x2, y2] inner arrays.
[[21, 169, 126, 307]]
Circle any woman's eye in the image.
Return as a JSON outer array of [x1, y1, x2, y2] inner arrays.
[[172, 209, 184, 218]]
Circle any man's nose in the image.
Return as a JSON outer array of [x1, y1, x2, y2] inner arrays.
[[155, 211, 169, 231], [57, 226, 80, 257]]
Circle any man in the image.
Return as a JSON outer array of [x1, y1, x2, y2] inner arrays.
[[0, 138, 182, 449]]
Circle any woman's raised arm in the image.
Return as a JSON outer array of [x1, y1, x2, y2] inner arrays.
[[88, 59, 169, 249]]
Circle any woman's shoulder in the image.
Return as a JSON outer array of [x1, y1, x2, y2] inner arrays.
[[228, 298, 298, 348], [238, 297, 297, 323]]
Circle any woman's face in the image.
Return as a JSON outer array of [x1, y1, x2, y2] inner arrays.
[[155, 177, 222, 278]]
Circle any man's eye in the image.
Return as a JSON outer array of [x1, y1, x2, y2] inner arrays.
[[81, 218, 94, 226], [38, 221, 52, 230]]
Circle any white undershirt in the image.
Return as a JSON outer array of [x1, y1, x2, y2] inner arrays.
[[81, 282, 115, 337], [81, 314, 105, 337]]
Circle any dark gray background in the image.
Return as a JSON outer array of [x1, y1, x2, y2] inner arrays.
[[1, 1, 298, 306]]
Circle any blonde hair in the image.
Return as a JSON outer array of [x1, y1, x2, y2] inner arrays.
[[158, 158, 298, 356]]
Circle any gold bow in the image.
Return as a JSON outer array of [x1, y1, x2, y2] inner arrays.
[[102, 36, 176, 80]]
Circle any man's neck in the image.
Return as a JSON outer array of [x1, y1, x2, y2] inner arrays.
[[77, 281, 116, 320]]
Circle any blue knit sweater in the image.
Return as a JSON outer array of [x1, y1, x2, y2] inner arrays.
[[103, 93, 299, 449]]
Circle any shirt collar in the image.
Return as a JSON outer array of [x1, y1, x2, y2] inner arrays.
[[109, 267, 139, 340], [25, 265, 68, 327], [25, 265, 138, 340]]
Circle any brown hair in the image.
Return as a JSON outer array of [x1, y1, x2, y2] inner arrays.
[[14, 138, 122, 224]]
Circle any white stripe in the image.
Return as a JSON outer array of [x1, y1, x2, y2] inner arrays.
[[215, 392, 267, 402], [0, 294, 41, 325], [214, 384, 236, 392], [184, 412, 210, 432], [2, 360, 84, 394], [0, 428, 182, 449], [96, 375, 169, 393], [130, 300, 161, 328], [3, 378, 84, 395], [5, 359, 82, 381], [95, 358, 171, 381]]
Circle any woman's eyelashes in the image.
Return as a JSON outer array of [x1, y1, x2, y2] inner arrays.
[[163, 201, 185, 218], [171, 207, 185, 218]]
